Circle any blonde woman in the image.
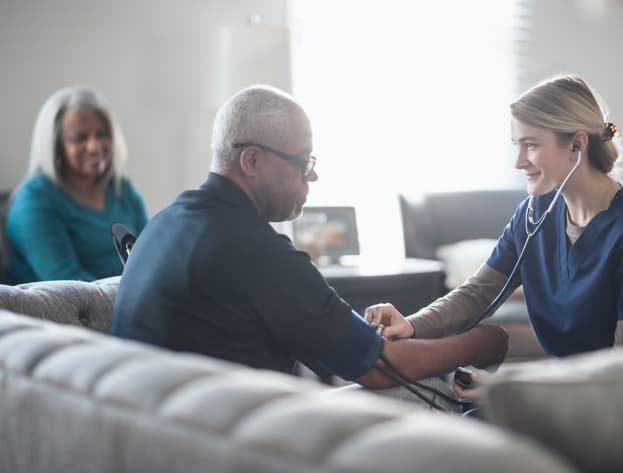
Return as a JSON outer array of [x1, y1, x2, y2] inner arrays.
[[367, 75, 622, 377]]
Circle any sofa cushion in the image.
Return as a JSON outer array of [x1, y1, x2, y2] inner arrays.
[[436, 238, 497, 288], [0, 277, 119, 332], [0, 311, 580, 473], [435, 238, 526, 301], [482, 347, 623, 473]]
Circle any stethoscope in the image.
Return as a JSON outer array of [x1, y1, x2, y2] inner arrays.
[[460, 149, 582, 333], [373, 149, 583, 411]]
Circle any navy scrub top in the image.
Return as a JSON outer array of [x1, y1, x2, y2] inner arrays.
[[488, 189, 623, 356]]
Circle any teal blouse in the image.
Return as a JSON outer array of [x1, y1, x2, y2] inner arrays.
[[6, 172, 148, 283]]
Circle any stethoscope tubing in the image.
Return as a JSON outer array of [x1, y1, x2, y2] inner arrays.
[[460, 151, 582, 333]]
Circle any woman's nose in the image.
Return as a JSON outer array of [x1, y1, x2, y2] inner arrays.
[[86, 135, 104, 153], [514, 149, 527, 170]]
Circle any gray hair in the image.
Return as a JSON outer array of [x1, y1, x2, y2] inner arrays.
[[27, 86, 128, 194], [511, 74, 622, 181], [210, 85, 308, 171]]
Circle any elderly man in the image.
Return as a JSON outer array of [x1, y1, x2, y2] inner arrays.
[[111, 85, 508, 390]]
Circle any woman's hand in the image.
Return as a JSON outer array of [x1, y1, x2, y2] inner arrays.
[[364, 303, 414, 339], [451, 368, 491, 401]]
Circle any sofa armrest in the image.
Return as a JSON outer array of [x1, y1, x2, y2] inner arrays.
[[0, 277, 119, 332]]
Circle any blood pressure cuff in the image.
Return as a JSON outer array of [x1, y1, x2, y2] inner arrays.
[[301, 309, 385, 381]]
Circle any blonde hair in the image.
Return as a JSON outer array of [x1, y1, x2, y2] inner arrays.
[[27, 86, 128, 194], [511, 74, 621, 181]]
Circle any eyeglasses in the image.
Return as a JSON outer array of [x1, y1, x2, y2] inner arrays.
[[233, 142, 317, 177]]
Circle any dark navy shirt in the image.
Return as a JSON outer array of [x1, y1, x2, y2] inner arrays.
[[487, 189, 623, 356], [111, 173, 383, 379]]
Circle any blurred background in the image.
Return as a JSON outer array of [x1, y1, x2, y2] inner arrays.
[[1, 0, 622, 261]]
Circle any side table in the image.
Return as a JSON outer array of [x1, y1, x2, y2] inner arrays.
[[320, 258, 445, 316]]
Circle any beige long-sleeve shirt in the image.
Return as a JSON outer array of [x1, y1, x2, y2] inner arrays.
[[407, 263, 517, 338], [409, 214, 623, 343]]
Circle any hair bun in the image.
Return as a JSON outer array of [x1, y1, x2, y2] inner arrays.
[[602, 122, 617, 141]]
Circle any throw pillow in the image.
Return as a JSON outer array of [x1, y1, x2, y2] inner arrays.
[[481, 347, 623, 473]]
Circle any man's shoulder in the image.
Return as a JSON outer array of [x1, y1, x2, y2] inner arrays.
[[609, 188, 623, 216], [146, 189, 279, 248]]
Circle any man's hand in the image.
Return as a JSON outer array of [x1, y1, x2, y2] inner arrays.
[[365, 303, 414, 339]]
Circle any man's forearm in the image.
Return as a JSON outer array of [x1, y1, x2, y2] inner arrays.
[[357, 324, 509, 389]]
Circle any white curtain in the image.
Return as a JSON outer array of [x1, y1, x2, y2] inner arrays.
[[288, 0, 528, 262]]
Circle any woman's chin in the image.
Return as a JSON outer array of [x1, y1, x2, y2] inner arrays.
[[526, 183, 556, 197]]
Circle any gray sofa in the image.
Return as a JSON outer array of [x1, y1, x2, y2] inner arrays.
[[399, 190, 545, 361], [0, 276, 118, 331], [0, 278, 590, 473]]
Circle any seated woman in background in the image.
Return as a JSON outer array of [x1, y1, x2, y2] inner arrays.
[[6, 86, 148, 283]]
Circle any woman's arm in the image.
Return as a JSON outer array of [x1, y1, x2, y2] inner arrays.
[[407, 263, 519, 338], [366, 264, 520, 339]]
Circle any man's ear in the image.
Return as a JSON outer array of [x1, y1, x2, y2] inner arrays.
[[239, 147, 260, 176]]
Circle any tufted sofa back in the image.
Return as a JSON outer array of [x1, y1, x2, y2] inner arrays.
[[399, 190, 526, 260], [0, 311, 577, 473], [0, 276, 119, 331]]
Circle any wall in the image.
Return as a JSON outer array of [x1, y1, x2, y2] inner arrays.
[[521, 0, 623, 108], [514, 0, 623, 184], [2, 0, 623, 212], [0, 0, 289, 213]]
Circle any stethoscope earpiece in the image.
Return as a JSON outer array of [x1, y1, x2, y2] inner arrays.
[[526, 150, 582, 231]]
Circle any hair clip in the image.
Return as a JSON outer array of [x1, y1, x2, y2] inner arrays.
[[602, 122, 617, 142]]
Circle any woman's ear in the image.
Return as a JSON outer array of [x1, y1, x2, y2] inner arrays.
[[572, 131, 589, 153]]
